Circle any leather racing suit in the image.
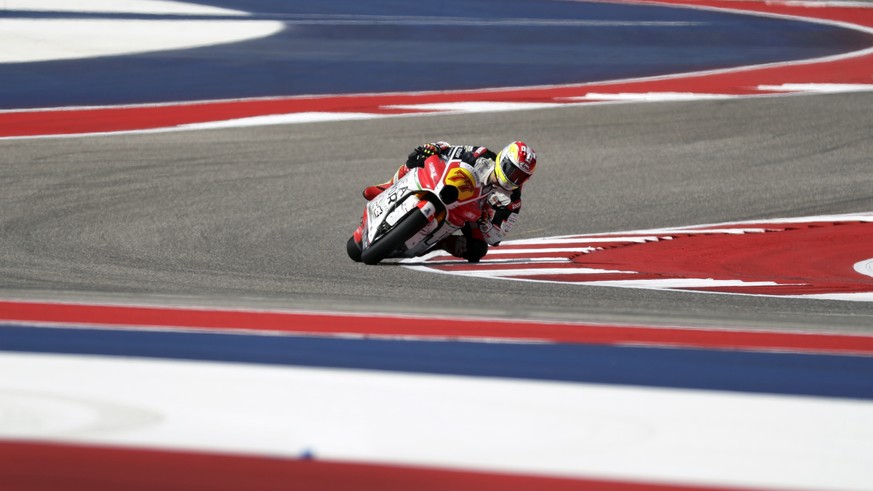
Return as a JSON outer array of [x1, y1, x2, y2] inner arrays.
[[376, 141, 523, 263]]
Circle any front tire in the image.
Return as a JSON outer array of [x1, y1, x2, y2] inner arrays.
[[360, 209, 429, 265], [347, 236, 362, 262]]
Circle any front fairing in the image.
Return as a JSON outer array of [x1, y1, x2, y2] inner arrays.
[[440, 160, 487, 228], [360, 157, 488, 258], [362, 171, 421, 249]]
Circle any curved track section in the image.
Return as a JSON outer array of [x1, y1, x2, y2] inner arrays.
[[2, 90, 872, 329], [3, 2, 873, 490]]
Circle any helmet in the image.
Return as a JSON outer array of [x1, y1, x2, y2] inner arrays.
[[494, 141, 537, 191]]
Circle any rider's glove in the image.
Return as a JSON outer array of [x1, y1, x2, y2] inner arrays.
[[478, 209, 506, 246], [477, 216, 492, 234], [488, 189, 512, 208], [406, 143, 441, 167], [477, 214, 497, 245]]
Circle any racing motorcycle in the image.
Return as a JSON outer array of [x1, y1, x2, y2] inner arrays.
[[347, 154, 488, 265]]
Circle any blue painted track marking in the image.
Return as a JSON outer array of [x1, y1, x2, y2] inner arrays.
[[2, 324, 872, 400], [2, 0, 872, 109]]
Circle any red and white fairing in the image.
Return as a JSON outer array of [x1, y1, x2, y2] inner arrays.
[[354, 155, 491, 261]]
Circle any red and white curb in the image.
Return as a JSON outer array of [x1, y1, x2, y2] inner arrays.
[[402, 213, 873, 301]]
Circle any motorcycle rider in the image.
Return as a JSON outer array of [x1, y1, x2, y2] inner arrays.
[[362, 140, 537, 262]]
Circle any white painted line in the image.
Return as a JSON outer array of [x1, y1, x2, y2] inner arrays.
[[778, 1, 873, 8], [854, 258, 873, 279], [384, 102, 564, 112], [430, 267, 636, 278], [758, 83, 873, 93], [535, 214, 873, 240], [176, 112, 382, 129], [398, 258, 575, 268], [500, 236, 660, 245], [483, 247, 598, 254], [568, 92, 738, 102], [0, 0, 247, 15], [0, 19, 284, 63], [580, 279, 786, 289], [790, 292, 873, 301]]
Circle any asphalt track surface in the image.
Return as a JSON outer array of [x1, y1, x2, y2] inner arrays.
[[3, 91, 873, 333]]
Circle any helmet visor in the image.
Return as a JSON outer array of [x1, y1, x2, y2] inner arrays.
[[500, 154, 530, 187]]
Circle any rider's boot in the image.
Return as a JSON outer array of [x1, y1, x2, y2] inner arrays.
[[439, 235, 487, 263], [439, 235, 467, 258], [362, 164, 410, 200]]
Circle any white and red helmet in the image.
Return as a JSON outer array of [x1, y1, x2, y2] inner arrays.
[[494, 141, 537, 190]]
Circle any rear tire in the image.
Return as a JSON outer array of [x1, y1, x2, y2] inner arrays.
[[360, 209, 429, 265], [347, 236, 362, 262]]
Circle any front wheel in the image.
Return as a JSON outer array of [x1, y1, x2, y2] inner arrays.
[[360, 208, 429, 265], [347, 236, 362, 262]]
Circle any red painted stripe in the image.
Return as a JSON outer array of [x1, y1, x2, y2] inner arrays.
[[2, 300, 872, 355], [0, 440, 766, 491]]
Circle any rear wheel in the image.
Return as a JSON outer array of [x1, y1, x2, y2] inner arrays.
[[360, 209, 429, 265]]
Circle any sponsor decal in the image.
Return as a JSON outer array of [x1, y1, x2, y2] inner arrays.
[[428, 161, 439, 182], [445, 167, 477, 201]]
